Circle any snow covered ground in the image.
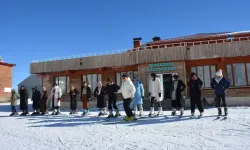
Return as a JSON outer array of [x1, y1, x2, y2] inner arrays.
[[1, 101, 250, 150]]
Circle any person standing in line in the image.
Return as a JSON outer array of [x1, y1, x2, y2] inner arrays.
[[69, 85, 79, 115], [94, 81, 107, 116], [148, 73, 163, 117], [105, 78, 120, 118], [31, 87, 41, 115], [131, 78, 144, 117], [171, 75, 186, 117], [211, 69, 230, 117], [40, 86, 48, 115], [117, 73, 136, 121], [19, 86, 29, 116], [189, 73, 204, 118], [9, 89, 19, 116], [50, 83, 62, 115], [81, 82, 91, 116]]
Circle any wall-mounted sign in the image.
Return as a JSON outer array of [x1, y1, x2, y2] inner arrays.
[[147, 62, 176, 72], [4, 88, 11, 93]]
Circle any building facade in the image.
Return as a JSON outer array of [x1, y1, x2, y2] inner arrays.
[[18, 75, 42, 98], [30, 31, 250, 109], [0, 61, 15, 102]]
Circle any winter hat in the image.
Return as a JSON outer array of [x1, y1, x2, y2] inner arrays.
[[122, 73, 128, 78], [150, 73, 156, 78], [215, 69, 223, 77], [173, 74, 179, 80], [190, 72, 196, 78]]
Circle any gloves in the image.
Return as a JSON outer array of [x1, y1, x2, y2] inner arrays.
[[158, 93, 161, 97], [149, 93, 151, 97], [141, 96, 144, 99], [58, 98, 61, 102]]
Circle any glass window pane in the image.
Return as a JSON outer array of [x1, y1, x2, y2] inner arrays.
[[197, 66, 204, 87], [67, 76, 70, 93], [82, 75, 87, 83], [204, 66, 210, 87], [92, 74, 97, 92], [226, 65, 234, 86], [233, 63, 247, 86], [87, 74, 92, 88], [98, 74, 102, 82], [116, 73, 121, 86], [128, 71, 133, 79], [58, 76, 66, 94], [210, 66, 216, 79], [247, 63, 250, 85], [191, 67, 196, 74]]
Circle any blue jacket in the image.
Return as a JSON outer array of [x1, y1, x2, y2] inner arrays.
[[211, 77, 230, 95], [131, 80, 144, 105]]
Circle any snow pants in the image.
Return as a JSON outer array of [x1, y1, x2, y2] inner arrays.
[[150, 97, 162, 107], [190, 97, 204, 113], [216, 94, 227, 108], [108, 96, 118, 111], [123, 98, 134, 117]]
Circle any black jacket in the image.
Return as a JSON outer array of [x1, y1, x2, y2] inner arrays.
[[105, 83, 120, 97], [19, 88, 28, 110], [32, 88, 41, 109], [171, 80, 186, 102], [189, 78, 203, 98], [69, 88, 79, 100]]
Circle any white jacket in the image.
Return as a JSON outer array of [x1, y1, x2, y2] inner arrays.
[[50, 86, 62, 106], [149, 78, 163, 102], [118, 78, 136, 99]]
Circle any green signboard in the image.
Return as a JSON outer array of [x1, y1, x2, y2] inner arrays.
[[147, 62, 176, 72]]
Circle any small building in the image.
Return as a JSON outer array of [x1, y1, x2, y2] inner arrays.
[[0, 57, 16, 102], [18, 75, 42, 98], [30, 31, 250, 109]]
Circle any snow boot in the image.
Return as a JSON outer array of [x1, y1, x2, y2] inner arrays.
[[224, 107, 228, 116], [107, 110, 114, 118], [56, 109, 62, 115], [9, 112, 14, 116], [14, 112, 19, 116], [180, 108, 184, 117], [157, 107, 163, 116], [40, 112, 46, 116], [114, 109, 121, 118], [218, 108, 222, 116], [23, 110, 29, 116], [51, 109, 57, 115], [171, 109, 177, 116], [69, 111, 73, 115], [190, 112, 195, 118], [148, 107, 154, 117], [124, 116, 136, 121], [199, 112, 204, 118], [31, 112, 36, 116]]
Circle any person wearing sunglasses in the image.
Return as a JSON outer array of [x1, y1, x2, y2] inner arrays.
[[117, 73, 136, 121]]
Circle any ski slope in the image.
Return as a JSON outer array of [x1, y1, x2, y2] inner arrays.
[[0, 102, 250, 150]]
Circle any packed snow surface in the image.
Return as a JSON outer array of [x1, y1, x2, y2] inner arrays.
[[1, 101, 250, 150]]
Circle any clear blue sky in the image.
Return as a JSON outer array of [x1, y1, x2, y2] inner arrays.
[[1, 0, 249, 89]]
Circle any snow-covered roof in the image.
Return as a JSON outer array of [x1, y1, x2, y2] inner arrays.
[[0, 56, 3, 62]]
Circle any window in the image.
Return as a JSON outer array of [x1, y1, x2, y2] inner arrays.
[[227, 63, 250, 86], [191, 65, 216, 88], [116, 71, 138, 85], [54, 76, 70, 94], [82, 74, 102, 93]]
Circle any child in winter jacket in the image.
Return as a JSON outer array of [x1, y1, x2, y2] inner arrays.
[[118, 73, 136, 121], [69, 85, 79, 115], [131, 78, 144, 117], [10, 89, 19, 116], [211, 69, 230, 117]]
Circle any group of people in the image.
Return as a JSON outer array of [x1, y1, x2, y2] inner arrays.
[[10, 69, 230, 121]]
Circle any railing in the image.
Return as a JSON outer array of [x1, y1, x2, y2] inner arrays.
[[32, 36, 250, 63]]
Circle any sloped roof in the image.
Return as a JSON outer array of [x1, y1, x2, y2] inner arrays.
[[0, 62, 16, 67], [18, 75, 42, 87], [147, 30, 250, 45]]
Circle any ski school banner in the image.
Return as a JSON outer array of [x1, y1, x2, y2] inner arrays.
[[147, 62, 177, 72]]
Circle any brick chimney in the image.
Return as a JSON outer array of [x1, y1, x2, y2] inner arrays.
[[152, 36, 161, 42], [133, 38, 142, 48]]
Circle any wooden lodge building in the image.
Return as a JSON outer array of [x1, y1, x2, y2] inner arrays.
[[0, 57, 16, 102], [30, 31, 250, 109]]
